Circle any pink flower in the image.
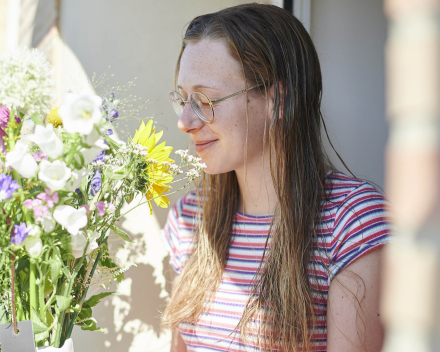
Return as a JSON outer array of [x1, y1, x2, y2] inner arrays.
[[51, 191, 59, 204], [81, 205, 90, 213], [94, 201, 106, 216], [36, 189, 59, 208], [0, 107, 10, 154], [23, 199, 34, 209], [32, 199, 42, 207], [0, 107, 10, 129], [107, 203, 116, 212], [33, 205, 49, 222], [32, 151, 48, 162]]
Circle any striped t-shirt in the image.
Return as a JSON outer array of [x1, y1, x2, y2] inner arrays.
[[162, 171, 391, 351]]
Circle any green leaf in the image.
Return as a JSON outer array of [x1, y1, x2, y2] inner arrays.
[[30, 112, 44, 126], [78, 317, 105, 331], [99, 254, 124, 283], [110, 225, 133, 243], [83, 292, 115, 309], [31, 307, 48, 334], [76, 306, 91, 322], [55, 295, 72, 312], [15, 257, 29, 274], [104, 168, 114, 179], [111, 174, 126, 180], [46, 259, 62, 283], [104, 134, 121, 150], [125, 193, 134, 204], [0, 304, 7, 324]]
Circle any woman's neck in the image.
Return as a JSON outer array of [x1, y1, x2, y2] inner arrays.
[[235, 150, 278, 216]]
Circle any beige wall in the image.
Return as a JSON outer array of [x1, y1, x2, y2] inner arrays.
[[311, 0, 388, 188]]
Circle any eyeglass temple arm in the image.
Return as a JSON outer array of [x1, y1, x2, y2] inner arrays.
[[210, 84, 262, 104]]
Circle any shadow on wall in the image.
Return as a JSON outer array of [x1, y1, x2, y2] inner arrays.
[[72, 200, 174, 352]]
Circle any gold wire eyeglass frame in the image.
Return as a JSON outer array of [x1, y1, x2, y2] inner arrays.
[[169, 84, 261, 123]]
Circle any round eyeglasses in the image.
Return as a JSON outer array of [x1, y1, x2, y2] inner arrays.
[[169, 85, 260, 123]]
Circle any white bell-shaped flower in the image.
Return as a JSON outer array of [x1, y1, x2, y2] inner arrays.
[[53, 205, 87, 236], [38, 160, 72, 190], [83, 126, 102, 146], [66, 167, 89, 192], [58, 93, 102, 135], [27, 123, 63, 159], [70, 230, 100, 258], [25, 235, 43, 258], [77, 139, 109, 165], [42, 214, 56, 233], [5, 140, 38, 178]]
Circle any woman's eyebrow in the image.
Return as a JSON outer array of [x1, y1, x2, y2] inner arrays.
[[177, 84, 220, 91]]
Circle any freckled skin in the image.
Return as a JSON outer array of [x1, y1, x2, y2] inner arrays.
[[177, 39, 270, 176]]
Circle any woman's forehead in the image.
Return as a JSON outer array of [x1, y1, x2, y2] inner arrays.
[[178, 39, 243, 90]]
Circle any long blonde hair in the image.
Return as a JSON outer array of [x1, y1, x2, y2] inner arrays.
[[163, 4, 334, 351]]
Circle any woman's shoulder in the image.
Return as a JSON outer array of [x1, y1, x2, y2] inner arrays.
[[173, 190, 201, 214], [166, 190, 202, 231], [323, 170, 387, 208], [321, 171, 391, 281]]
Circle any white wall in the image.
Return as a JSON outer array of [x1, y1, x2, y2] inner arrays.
[[311, 0, 388, 189]]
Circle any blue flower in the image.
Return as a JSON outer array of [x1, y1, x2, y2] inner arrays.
[[12, 222, 32, 245], [0, 173, 21, 202], [90, 170, 102, 196]]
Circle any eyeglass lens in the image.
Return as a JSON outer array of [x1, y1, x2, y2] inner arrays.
[[169, 91, 214, 123]]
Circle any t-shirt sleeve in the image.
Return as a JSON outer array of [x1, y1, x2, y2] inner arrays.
[[328, 183, 391, 282], [161, 197, 186, 274]]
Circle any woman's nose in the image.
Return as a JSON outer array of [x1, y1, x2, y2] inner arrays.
[[177, 102, 204, 134]]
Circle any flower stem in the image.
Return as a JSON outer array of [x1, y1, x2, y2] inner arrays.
[[11, 251, 17, 334], [64, 249, 102, 341], [29, 261, 38, 321]]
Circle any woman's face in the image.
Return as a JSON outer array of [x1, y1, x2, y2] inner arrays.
[[177, 39, 270, 175]]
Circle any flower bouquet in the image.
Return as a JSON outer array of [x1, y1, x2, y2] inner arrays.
[[0, 48, 204, 351]]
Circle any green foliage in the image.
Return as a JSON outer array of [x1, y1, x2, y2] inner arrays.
[[110, 225, 133, 243], [75, 307, 104, 332], [0, 304, 8, 325], [31, 307, 48, 334], [30, 112, 44, 126], [55, 296, 71, 312], [83, 292, 115, 309]]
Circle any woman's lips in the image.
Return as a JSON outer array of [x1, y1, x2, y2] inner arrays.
[[194, 139, 218, 153]]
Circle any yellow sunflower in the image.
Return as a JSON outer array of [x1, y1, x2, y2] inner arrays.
[[132, 120, 174, 215]]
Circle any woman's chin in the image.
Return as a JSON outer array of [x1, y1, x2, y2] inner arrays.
[[200, 163, 232, 175]]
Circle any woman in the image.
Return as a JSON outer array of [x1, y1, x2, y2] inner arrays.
[[162, 4, 390, 351]]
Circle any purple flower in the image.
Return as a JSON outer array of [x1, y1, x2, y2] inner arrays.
[[11, 222, 32, 245], [106, 129, 113, 136], [90, 170, 102, 196], [109, 109, 119, 119], [93, 150, 106, 163], [0, 173, 21, 201]]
